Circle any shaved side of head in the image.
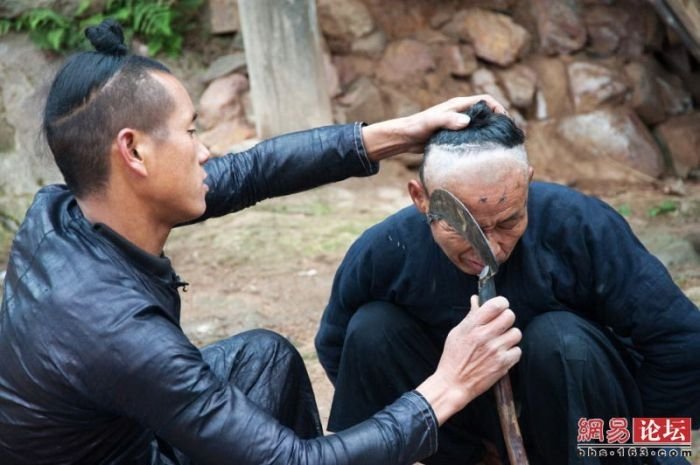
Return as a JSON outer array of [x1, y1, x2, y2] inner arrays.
[[419, 101, 528, 191]]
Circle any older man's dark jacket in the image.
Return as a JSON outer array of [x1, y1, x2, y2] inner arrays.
[[0, 124, 438, 465], [316, 182, 700, 427]]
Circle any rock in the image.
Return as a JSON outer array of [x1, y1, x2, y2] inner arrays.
[[198, 73, 250, 130], [624, 57, 693, 123], [332, 55, 375, 90], [639, 5, 665, 51], [201, 52, 246, 84], [656, 73, 693, 117], [226, 138, 261, 155], [317, 0, 375, 53], [376, 39, 435, 84], [654, 113, 700, 178], [526, 108, 665, 184], [209, 0, 239, 34], [0, 98, 15, 153], [200, 121, 256, 156], [322, 50, 341, 98], [0, 34, 62, 194], [197, 73, 255, 155], [557, 109, 663, 177], [636, 231, 700, 271], [443, 8, 529, 67], [497, 64, 537, 109], [423, 76, 475, 109], [528, 56, 573, 119], [351, 30, 387, 57], [583, 5, 624, 56], [430, 9, 453, 29], [530, 0, 587, 55], [582, 2, 650, 58], [360, 0, 430, 39], [684, 287, 700, 306], [471, 68, 511, 110], [567, 61, 628, 113], [381, 87, 421, 118], [414, 29, 452, 45], [0, 34, 63, 249], [437, 44, 478, 78], [624, 61, 667, 126], [687, 232, 700, 255], [337, 77, 387, 123]]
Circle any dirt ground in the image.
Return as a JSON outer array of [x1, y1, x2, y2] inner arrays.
[[1, 159, 698, 461], [163, 159, 700, 461]]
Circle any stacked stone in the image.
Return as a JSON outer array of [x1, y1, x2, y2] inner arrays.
[[201, 0, 699, 185]]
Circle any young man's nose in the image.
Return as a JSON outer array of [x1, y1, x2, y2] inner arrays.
[[198, 141, 211, 164]]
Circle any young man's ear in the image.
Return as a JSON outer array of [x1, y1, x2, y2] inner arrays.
[[407, 179, 429, 214], [115, 128, 148, 177], [528, 165, 534, 182]]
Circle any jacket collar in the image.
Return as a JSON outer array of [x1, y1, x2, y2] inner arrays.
[[92, 222, 175, 283]]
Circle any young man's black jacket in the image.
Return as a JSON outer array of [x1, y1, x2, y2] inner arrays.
[[0, 124, 439, 465]]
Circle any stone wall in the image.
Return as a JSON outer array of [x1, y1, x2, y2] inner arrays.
[[322, 0, 700, 184], [202, 0, 699, 185], [0, 34, 62, 255]]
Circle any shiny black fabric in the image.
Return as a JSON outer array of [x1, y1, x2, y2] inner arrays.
[[0, 124, 439, 465]]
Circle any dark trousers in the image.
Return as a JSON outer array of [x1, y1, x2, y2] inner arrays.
[[328, 302, 645, 465], [156, 329, 322, 465]]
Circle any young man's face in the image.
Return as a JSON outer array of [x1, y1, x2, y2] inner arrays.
[[140, 72, 211, 226], [410, 151, 532, 276]]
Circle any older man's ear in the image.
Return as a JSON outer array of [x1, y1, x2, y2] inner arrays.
[[408, 179, 429, 214]]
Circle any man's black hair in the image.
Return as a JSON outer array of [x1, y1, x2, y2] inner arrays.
[[419, 101, 525, 186], [43, 19, 174, 198]]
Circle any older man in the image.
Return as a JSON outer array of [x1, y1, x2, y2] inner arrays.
[[316, 101, 700, 465]]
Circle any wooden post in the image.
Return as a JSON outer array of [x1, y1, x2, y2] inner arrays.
[[238, 0, 333, 138]]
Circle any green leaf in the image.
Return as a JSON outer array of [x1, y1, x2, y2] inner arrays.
[[111, 7, 132, 22], [617, 204, 632, 217], [7, 0, 196, 55], [0, 19, 11, 36], [46, 28, 65, 50], [147, 37, 163, 56], [76, 0, 91, 17], [80, 14, 105, 29], [24, 9, 68, 30], [647, 200, 678, 217]]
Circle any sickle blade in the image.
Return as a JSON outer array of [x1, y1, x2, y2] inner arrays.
[[428, 188, 498, 276]]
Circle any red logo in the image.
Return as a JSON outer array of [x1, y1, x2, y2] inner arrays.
[[606, 417, 631, 444], [632, 418, 692, 445]]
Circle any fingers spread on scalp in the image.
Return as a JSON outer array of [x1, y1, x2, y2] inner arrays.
[[444, 95, 508, 115], [443, 112, 471, 130]]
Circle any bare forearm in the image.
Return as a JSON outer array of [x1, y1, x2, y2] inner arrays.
[[361, 118, 413, 161], [415, 374, 472, 426]]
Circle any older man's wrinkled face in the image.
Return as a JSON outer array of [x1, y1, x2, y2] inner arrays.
[[409, 154, 532, 276]]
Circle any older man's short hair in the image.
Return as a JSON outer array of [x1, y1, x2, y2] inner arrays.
[[419, 101, 526, 188]]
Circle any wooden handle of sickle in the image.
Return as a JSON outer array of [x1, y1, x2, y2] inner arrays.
[[479, 278, 529, 465], [495, 375, 529, 465]]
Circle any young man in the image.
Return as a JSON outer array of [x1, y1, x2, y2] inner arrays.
[[316, 101, 700, 465], [0, 20, 522, 465]]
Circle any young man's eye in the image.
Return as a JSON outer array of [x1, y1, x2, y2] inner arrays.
[[188, 128, 197, 136]]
